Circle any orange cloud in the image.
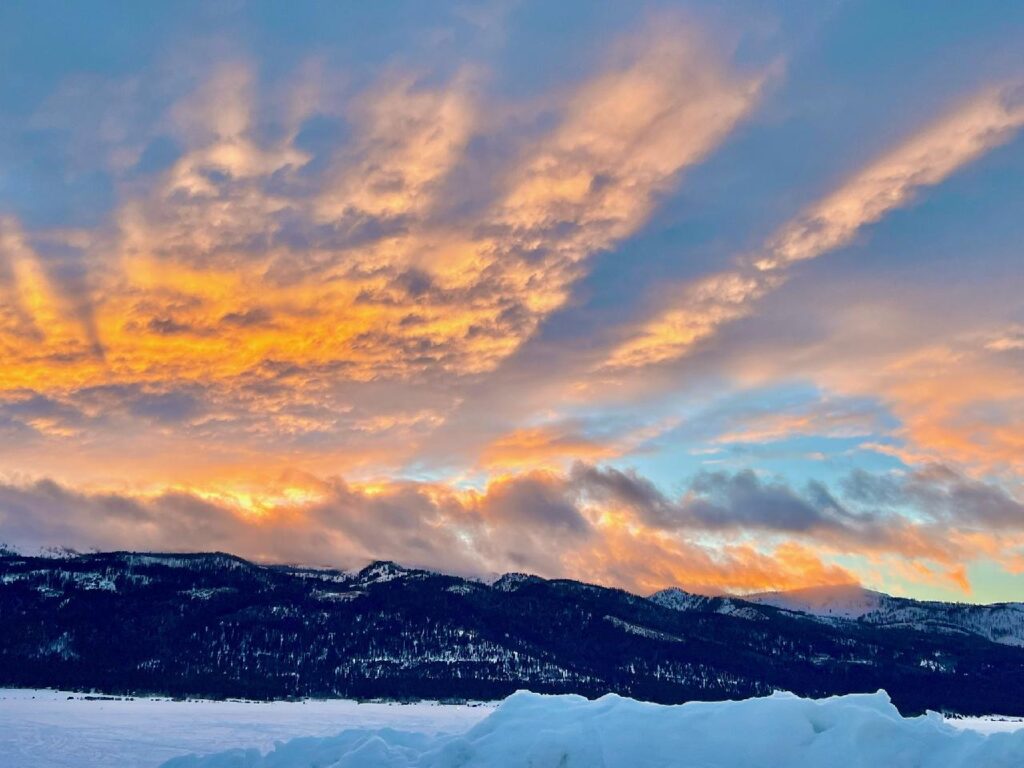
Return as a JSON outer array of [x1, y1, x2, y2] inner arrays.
[[711, 405, 878, 445], [4, 15, 1021, 607], [480, 425, 618, 472], [756, 85, 1024, 271], [564, 527, 858, 596], [804, 336, 1024, 477], [0, 19, 769, 510], [0, 20, 761, 417], [5, 459, 1024, 599]]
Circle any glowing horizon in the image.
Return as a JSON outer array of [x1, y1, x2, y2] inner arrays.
[[1, 1, 1023, 602]]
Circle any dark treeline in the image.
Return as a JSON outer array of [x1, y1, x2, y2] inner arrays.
[[2, 551, 1023, 715]]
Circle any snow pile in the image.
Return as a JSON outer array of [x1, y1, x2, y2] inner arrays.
[[163, 689, 1024, 768]]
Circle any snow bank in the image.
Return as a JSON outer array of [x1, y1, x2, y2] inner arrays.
[[164, 689, 1024, 768]]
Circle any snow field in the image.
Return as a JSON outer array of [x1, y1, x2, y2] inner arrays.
[[0, 689, 493, 768], [165, 689, 1024, 768], [3, 688, 1024, 768]]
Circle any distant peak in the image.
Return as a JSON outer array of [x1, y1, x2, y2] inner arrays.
[[358, 560, 406, 574], [112, 551, 256, 570], [356, 560, 428, 585], [493, 572, 544, 591], [648, 586, 694, 602], [648, 587, 709, 611], [744, 583, 884, 619]]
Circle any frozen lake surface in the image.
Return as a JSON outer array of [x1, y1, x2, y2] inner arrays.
[[0, 689, 495, 768], [2, 688, 1024, 768]]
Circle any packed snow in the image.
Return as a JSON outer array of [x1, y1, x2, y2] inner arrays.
[[161, 690, 1024, 767], [4, 688, 1024, 768]]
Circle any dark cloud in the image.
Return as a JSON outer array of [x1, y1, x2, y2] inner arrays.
[[2, 461, 1020, 594], [483, 473, 592, 536], [0, 472, 592, 579], [3, 392, 84, 423], [842, 465, 1024, 528], [571, 464, 675, 526], [389, 269, 434, 299], [127, 390, 204, 424], [569, 465, 853, 534], [147, 316, 201, 335], [220, 307, 273, 327], [63, 384, 206, 427], [680, 470, 844, 532], [0, 392, 89, 440]]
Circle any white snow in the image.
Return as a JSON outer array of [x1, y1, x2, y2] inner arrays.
[[311, 589, 364, 601], [745, 583, 884, 618], [181, 587, 235, 600], [4, 688, 1024, 768], [491, 573, 535, 591], [647, 586, 716, 612], [162, 689, 1024, 767], [357, 561, 421, 585], [947, 716, 1024, 734], [741, 584, 1024, 646], [0, 689, 493, 768], [603, 615, 685, 642]]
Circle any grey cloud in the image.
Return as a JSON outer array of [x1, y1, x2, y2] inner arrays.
[[4, 463, 1019, 588], [147, 316, 204, 335], [3, 392, 85, 423], [681, 469, 846, 532], [389, 269, 434, 299], [68, 384, 206, 427], [0, 472, 593, 580], [0, 392, 91, 440], [484, 474, 592, 536], [842, 465, 1024, 528], [571, 464, 676, 527], [221, 308, 273, 327], [127, 390, 204, 424], [571, 465, 901, 548], [0, 477, 464, 573], [841, 469, 907, 507], [571, 465, 851, 534]]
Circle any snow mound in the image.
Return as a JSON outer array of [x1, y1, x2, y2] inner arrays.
[[162, 689, 1024, 767]]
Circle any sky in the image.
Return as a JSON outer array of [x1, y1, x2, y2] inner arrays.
[[1, 1, 1023, 602]]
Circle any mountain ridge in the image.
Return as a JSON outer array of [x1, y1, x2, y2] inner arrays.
[[4, 549, 1024, 714], [709, 583, 1024, 647]]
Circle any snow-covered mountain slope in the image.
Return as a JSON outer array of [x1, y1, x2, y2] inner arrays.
[[732, 584, 1024, 647], [648, 588, 768, 621], [744, 584, 885, 619], [858, 596, 1024, 646]]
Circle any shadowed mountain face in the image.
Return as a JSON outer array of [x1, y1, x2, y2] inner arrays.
[[2, 551, 1024, 715]]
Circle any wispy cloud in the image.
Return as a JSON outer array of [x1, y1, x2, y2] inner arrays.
[[2, 3, 1023, 603], [1, 18, 761, 410], [603, 83, 1024, 370]]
